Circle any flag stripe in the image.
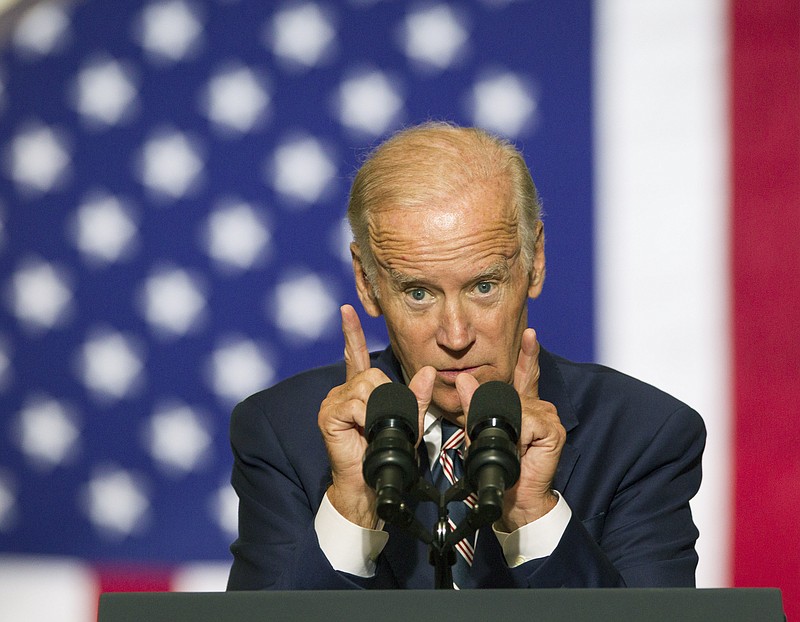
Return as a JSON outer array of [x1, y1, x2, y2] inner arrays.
[[593, 0, 730, 588], [731, 1, 800, 618], [0, 556, 98, 622]]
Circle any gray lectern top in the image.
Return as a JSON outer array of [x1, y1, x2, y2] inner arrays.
[[98, 588, 785, 622]]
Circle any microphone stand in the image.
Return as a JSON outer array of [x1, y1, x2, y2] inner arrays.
[[366, 380, 520, 588], [375, 475, 498, 589]]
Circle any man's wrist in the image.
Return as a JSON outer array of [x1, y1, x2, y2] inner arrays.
[[326, 482, 378, 529], [498, 489, 560, 533], [315, 492, 388, 577], [493, 491, 571, 566]]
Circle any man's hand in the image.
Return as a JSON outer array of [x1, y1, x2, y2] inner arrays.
[[319, 305, 435, 529], [456, 327, 565, 532]]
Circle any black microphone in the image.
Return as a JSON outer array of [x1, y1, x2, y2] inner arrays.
[[464, 381, 521, 523], [362, 382, 420, 523]]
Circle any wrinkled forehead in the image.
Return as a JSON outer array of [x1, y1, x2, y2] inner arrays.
[[368, 175, 515, 230], [366, 181, 520, 262]]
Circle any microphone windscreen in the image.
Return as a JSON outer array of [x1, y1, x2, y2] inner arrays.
[[365, 382, 420, 443], [467, 381, 522, 438]]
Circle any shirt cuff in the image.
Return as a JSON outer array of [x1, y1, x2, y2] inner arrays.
[[492, 491, 572, 567], [314, 492, 389, 578]]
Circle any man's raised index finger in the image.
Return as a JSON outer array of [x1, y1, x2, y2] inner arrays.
[[513, 327, 541, 400], [341, 304, 371, 380]]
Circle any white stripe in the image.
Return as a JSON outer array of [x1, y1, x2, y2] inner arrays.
[[441, 453, 456, 484], [594, 0, 731, 587], [448, 518, 474, 564], [171, 561, 231, 591], [0, 555, 98, 622]]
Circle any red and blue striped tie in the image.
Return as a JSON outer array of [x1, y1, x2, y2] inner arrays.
[[432, 420, 478, 589]]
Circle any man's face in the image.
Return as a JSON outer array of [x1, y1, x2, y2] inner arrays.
[[353, 180, 544, 425]]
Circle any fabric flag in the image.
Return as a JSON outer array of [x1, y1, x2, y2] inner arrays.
[[596, 2, 799, 618], [0, 1, 797, 620]]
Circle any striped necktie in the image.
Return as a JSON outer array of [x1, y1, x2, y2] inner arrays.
[[432, 419, 478, 589]]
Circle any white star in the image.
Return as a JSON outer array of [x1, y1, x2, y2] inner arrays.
[[72, 57, 138, 127], [401, 5, 469, 70], [78, 330, 144, 400], [16, 397, 79, 470], [336, 71, 403, 136], [137, 130, 203, 199], [7, 124, 71, 194], [7, 258, 73, 332], [207, 338, 274, 402], [270, 136, 336, 205], [204, 200, 271, 271], [469, 72, 537, 138], [139, 268, 206, 336], [146, 403, 211, 473], [0, 473, 15, 532], [71, 193, 138, 265], [209, 483, 238, 537], [272, 272, 338, 341], [12, 2, 71, 58], [137, 0, 203, 63], [267, 3, 336, 70], [203, 66, 270, 134], [82, 467, 149, 537]]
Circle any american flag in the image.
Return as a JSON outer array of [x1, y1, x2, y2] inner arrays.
[[0, 0, 797, 620]]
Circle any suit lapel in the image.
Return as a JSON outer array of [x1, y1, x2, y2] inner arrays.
[[373, 346, 404, 381], [539, 348, 580, 493]]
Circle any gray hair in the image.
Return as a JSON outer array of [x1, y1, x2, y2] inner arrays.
[[347, 122, 542, 288]]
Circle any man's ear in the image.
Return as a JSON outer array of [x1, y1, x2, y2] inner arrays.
[[527, 221, 546, 299], [351, 242, 383, 317]]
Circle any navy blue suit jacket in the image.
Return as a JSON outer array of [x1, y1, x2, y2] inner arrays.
[[227, 346, 705, 590]]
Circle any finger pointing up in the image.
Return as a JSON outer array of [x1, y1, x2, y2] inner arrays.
[[341, 304, 371, 381]]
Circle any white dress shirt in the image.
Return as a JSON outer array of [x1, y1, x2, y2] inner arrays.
[[315, 408, 572, 577]]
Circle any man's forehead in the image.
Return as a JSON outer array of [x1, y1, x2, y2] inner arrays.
[[383, 257, 514, 284], [369, 189, 516, 232]]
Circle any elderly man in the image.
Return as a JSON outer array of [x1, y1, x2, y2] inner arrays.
[[227, 123, 705, 590]]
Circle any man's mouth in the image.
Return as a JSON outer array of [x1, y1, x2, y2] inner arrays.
[[436, 366, 481, 382]]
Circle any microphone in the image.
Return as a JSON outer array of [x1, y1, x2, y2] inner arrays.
[[362, 382, 420, 522], [464, 381, 521, 523]]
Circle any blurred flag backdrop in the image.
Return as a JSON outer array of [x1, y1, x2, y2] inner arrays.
[[0, 0, 797, 620]]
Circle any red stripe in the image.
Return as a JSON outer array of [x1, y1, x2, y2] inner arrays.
[[441, 454, 456, 484], [97, 565, 173, 592], [447, 517, 475, 563], [96, 564, 174, 606], [731, 1, 800, 618], [456, 542, 473, 564], [442, 429, 464, 450]]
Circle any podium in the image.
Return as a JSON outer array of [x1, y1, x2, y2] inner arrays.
[[98, 588, 785, 621]]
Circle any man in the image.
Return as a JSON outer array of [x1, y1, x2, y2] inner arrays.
[[227, 122, 705, 590]]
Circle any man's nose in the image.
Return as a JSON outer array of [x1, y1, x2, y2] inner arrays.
[[436, 299, 475, 352]]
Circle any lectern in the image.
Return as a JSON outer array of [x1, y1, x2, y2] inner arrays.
[[98, 588, 785, 622]]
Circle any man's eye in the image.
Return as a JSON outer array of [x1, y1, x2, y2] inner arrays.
[[475, 282, 494, 294], [408, 288, 428, 301]]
